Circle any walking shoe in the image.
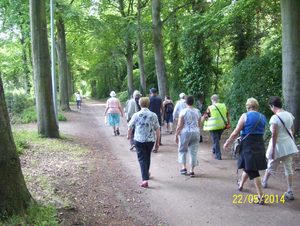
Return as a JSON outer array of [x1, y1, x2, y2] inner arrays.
[[180, 169, 187, 175], [116, 129, 120, 135], [152, 150, 157, 153], [252, 196, 265, 205], [237, 180, 243, 191], [284, 191, 294, 200], [129, 145, 135, 151], [190, 172, 195, 178], [262, 180, 267, 189], [140, 182, 148, 187], [113, 131, 117, 136]]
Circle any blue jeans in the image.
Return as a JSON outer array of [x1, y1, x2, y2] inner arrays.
[[211, 129, 224, 159], [134, 141, 155, 181]]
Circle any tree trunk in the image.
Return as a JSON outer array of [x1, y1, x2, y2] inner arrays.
[[0, 75, 33, 216], [152, 0, 169, 99], [281, 0, 300, 135], [125, 40, 134, 95], [114, 66, 123, 91], [67, 62, 73, 98], [20, 27, 31, 94], [57, 17, 70, 111], [137, 0, 147, 96], [30, 0, 59, 138]]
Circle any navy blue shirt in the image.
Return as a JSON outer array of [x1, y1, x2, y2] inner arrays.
[[149, 96, 162, 116]]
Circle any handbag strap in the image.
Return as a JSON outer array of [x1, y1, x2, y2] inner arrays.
[[241, 113, 262, 142], [214, 104, 227, 126], [275, 114, 295, 141]]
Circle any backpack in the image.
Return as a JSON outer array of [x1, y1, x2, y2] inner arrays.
[[165, 103, 174, 113]]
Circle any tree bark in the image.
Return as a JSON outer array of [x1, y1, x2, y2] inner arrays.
[[30, 0, 59, 138], [125, 40, 134, 95], [152, 0, 169, 99], [57, 17, 70, 111], [137, 0, 147, 96], [281, 0, 300, 135], [0, 75, 33, 216]]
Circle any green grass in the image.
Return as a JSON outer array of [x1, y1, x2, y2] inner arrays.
[[1, 202, 59, 226], [10, 106, 67, 124], [12, 130, 89, 156]]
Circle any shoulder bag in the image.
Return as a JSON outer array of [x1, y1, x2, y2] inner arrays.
[[232, 113, 262, 156]]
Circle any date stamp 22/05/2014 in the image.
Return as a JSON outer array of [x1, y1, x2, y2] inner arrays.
[[233, 194, 285, 204]]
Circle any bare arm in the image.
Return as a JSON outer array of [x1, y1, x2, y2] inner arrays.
[[223, 113, 247, 150], [154, 128, 161, 151], [127, 128, 133, 140], [270, 123, 279, 159], [175, 116, 184, 144]]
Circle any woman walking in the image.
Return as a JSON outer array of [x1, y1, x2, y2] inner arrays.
[[262, 96, 299, 200], [175, 95, 202, 177], [104, 91, 123, 136], [223, 98, 267, 204], [127, 97, 160, 187]]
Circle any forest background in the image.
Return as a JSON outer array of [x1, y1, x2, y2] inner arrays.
[[0, 0, 299, 129]]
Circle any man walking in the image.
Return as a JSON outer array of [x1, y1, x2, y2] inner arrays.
[[125, 90, 141, 150], [172, 93, 186, 121], [203, 94, 230, 160], [149, 88, 163, 153]]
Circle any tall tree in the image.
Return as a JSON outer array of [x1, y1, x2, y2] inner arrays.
[[137, 0, 147, 96], [281, 0, 300, 135], [30, 0, 59, 138], [0, 75, 33, 216], [57, 17, 70, 111], [151, 0, 169, 99]]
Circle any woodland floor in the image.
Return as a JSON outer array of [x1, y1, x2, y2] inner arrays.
[[12, 98, 300, 226]]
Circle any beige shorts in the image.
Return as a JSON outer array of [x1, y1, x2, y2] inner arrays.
[[266, 154, 293, 176]]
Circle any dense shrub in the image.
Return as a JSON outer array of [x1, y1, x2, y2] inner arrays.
[[5, 89, 35, 115], [224, 51, 282, 123]]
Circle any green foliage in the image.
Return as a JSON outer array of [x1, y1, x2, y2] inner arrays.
[[224, 50, 282, 121], [1, 202, 58, 226], [12, 131, 30, 155], [10, 106, 67, 124], [4, 89, 35, 115]]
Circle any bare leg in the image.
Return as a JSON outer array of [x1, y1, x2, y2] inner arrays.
[[182, 163, 187, 170], [240, 171, 249, 187], [190, 166, 194, 173], [254, 177, 264, 198]]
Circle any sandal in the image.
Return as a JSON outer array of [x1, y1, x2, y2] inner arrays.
[[237, 180, 243, 191]]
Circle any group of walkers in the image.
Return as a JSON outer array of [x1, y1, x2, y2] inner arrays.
[[103, 89, 298, 205]]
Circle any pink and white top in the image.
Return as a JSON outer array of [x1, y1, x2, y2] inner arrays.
[[106, 97, 121, 114]]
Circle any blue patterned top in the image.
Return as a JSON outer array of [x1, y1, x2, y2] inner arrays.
[[179, 108, 201, 134], [128, 108, 160, 142]]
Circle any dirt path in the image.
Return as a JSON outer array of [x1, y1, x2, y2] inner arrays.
[[16, 98, 300, 225]]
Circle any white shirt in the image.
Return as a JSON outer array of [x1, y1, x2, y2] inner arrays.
[[173, 99, 186, 120]]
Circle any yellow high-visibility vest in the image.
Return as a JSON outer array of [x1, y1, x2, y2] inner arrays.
[[203, 103, 228, 131]]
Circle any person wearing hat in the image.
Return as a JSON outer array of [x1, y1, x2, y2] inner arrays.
[[104, 91, 124, 136], [172, 93, 187, 121], [149, 88, 163, 152], [125, 90, 142, 150]]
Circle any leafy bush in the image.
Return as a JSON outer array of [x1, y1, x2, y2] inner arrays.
[[10, 106, 67, 124], [5, 89, 35, 115], [224, 51, 282, 122]]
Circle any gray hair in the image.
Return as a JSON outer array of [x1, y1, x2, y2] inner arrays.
[[211, 94, 219, 103]]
